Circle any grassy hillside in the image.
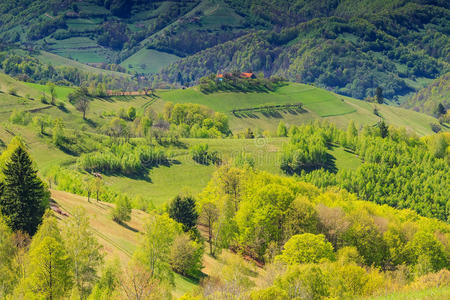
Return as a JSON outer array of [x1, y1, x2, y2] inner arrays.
[[50, 190, 198, 297], [157, 83, 441, 135], [36, 51, 130, 78], [0, 0, 448, 101], [120, 48, 180, 75], [0, 72, 444, 206], [403, 72, 449, 116]]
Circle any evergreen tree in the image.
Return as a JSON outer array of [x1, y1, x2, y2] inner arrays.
[[377, 120, 389, 138], [375, 87, 384, 104], [0, 146, 48, 235], [436, 103, 446, 117], [168, 195, 199, 231]]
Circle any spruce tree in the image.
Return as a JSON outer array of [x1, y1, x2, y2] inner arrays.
[[168, 195, 198, 231], [0, 146, 48, 235]]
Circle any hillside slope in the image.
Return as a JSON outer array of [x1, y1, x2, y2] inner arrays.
[[0, 0, 448, 101], [403, 72, 449, 116]]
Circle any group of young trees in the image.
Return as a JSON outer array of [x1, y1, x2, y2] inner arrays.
[[77, 142, 169, 176], [278, 121, 449, 221], [198, 73, 285, 94], [0, 52, 147, 93], [191, 164, 449, 298]]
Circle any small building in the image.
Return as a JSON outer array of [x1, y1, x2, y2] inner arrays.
[[240, 72, 256, 79]]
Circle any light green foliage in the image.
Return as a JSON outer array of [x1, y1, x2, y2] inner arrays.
[[407, 231, 449, 273], [169, 234, 203, 278], [277, 121, 288, 137], [127, 106, 136, 121], [343, 209, 389, 267], [89, 259, 121, 300], [9, 110, 31, 125], [281, 125, 329, 174], [276, 233, 335, 264], [236, 183, 295, 259], [283, 197, 319, 239], [135, 213, 182, 283], [24, 212, 73, 299], [0, 217, 16, 297], [111, 196, 132, 224], [337, 246, 364, 265], [274, 264, 329, 299], [63, 207, 103, 297]]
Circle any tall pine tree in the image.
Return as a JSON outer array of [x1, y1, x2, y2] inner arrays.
[[0, 145, 48, 235]]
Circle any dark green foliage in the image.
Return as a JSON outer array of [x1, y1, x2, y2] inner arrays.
[[436, 103, 446, 117], [199, 73, 285, 94], [0, 146, 48, 235], [376, 87, 384, 104], [97, 21, 129, 50], [168, 195, 199, 232], [377, 120, 389, 138], [191, 144, 221, 166]]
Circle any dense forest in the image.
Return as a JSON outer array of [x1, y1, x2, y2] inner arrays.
[[0, 0, 449, 299], [0, 137, 449, 299], [0, 0, 448, 101], [278, 121, 449, 221]]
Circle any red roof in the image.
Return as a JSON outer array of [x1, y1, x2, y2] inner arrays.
[[240, 72, 255, 78]]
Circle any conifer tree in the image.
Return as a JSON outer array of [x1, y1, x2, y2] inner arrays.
[[168, 195, 198, 232], [0, 145, 48, 235]]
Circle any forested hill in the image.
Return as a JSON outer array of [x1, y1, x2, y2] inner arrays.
[[156, 0, 450, 100], [0, 0, 449, 101], [403, 72, 449, 117]]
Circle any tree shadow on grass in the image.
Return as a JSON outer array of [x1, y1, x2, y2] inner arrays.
[[117, 221, 139, 233], [84, 118, 97, 128]]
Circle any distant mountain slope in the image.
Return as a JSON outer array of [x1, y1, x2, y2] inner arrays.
[[403, 72, 449, 116], [0, 0, 449, 100], [156, 2, 450, 99]]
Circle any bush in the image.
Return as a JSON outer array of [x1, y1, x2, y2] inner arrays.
[[111, 196, 132, 224], [170, 234, 203, 278], [430, 123, 441, 133], [276, 233, 335, 264], [40, 96, 49, 104], [9, 110, 31, 125], [191, 143, 221, 165], [8, 87, 18, 96], [77, 143, 169, 175]]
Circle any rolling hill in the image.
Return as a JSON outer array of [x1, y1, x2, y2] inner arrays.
[[0, 72, 446, 207], [0, 0, 448, 104]]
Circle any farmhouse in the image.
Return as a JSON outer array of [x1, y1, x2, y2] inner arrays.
[[216, 72, 257, 81]]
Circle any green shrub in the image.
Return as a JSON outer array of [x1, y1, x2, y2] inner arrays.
[[9, 110, 31, 125], [8, 87, 18, 96]]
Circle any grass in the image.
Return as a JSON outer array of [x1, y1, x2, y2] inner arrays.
[[36, 51, 129, 78], [24, 82, 75, 101], [158, 82, 355, 116], [51, 189, 197, 297], [120, 48, 180, 74], [155, 83, 440, 135], [45, 37, 114, 63], [365, 286, 450, 300]]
